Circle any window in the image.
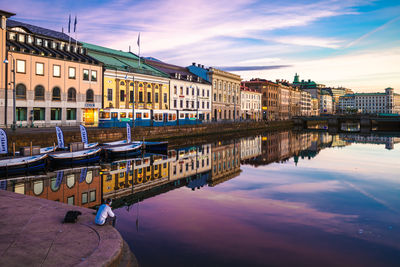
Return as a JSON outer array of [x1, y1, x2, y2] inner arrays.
[[53, 65, 61, 77], [130, 91, 134, 103], [35, 38, 42, 46], [91, 70, 97, 81], [120, 90, 125, 102], [69, 67, 76, 79], [86, 89, 94, 102], [155, 93, 159, 103], [164, 93, 167, 103], [36, 62, 44, 75], [52, 87, 61, 101], [68, 87, 76, 102], [147, 92, 151, 103], [174, 100, 177, 108], [16, 60, 25, 73], [174, 86, 177, 95], [16, 107, 27, 121], [34, 85, 45, 100], [139, 91, 143, 102], [89, 191, 96, 202], [18, 34, 25, 43], [82, 192, 88, 204], [51, 108, 62, 120], [33, 181, 43, 195], [67, 196, 74, 205], [67, 108, 76, 120], [16, 84, 26, 99], [83, 69, 89, 81], [33, 107, 45, 121], [107, 89, 113, 101]]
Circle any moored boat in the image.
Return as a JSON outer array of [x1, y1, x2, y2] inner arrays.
[[48, 147, 102, 166], [0, 154, 48, 176], [103, 143, 142, 159]]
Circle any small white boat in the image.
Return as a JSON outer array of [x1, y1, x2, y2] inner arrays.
[[48, 147, 102, 166], [0, 154, 48, 176], [103, 143, 142, 158], [85, 142, 98, 149], [103, 140, 129, 146]]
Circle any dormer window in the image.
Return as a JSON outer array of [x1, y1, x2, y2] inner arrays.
[[9, 32, 16, 40], [27, 35, 33, 44], [59, 43, 65, 50], [18, 34, 25, 43], [66, 45, 70, 52], [174, 73, 178, 78], [35, 38, 42, 46], [80, 48, 84, 54], [43, 40, 48, 47], [51, 41, 57, 49]]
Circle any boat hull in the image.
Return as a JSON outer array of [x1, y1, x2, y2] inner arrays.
[[103, 144, 142, 159], [0, 155, 47, 176], [48, 148, 102, 167]]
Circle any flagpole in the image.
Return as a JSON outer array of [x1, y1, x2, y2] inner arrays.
[[137, 33, 141, 68], [75, 15, 77, 46], [68, 14, 71, 46]]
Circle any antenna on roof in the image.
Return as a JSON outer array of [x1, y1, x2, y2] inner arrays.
[[129, 45, 131, 52]]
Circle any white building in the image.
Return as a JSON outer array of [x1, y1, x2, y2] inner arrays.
[[300, 90, 312, 116], [240, 135, 262, 160], [338, 88, 399, 114], [240, 85, 261, 121], [320, 93, 333, 114], [145, 59, 212, 121]]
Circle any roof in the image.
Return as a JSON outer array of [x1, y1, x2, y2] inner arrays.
[[240, 85, 260, 93], [6, 39, 99, 65], [7, 19, 76, 43], [145, 59, 210, 84], [0, 10, 16, 18], [187, 65, 210, 82], [83, 42, 169, 78]]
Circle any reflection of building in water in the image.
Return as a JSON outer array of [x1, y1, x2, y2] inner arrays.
[[240, 135, 262, 161], [330, 135, 349, 147], [319, 132, 333, 147], [210, 141, 241, 186], [339, 134, 400, 150], [1, 167, 101, 208], [101, 154, 172, 199], [280, 131, 290, 161], [170, 144, 212, 181]]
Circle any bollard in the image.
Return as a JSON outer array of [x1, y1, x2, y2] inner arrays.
[[30, 141, 33, 156], [53, 142, 55, 151], [12, 142, 15, 157]]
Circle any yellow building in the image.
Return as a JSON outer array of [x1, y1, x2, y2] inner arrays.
[[83, 43, 170, 112]]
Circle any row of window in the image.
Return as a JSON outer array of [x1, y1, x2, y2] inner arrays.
[[15, 60, 97, 81], [213, 81, 240, 92], [172, 158, 210, 175], [173, 99, 210, 109], [107, 89, 168, 104], [16, 83, 94, 102], [16, 107, 77, 121], [173, 86, 210, 97], [213, 93, 240, 103]]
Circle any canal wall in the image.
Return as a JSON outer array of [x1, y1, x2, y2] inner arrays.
[[4, 120, 293, 150]]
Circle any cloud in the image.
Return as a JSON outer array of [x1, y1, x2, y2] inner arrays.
[[273, 36, 345, 49], [345, 15, 400, 48], [218, 65, 291, 72]]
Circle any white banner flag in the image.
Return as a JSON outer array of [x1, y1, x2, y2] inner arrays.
[[80, 124, 88, 144], [56, 126, 65, 149], [0, 129, 8, 154], [126, 123, 131, 143]]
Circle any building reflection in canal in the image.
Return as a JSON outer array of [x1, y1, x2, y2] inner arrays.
[[1, 130, 398, 208]]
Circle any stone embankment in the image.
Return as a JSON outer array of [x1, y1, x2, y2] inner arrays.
[[4, 120, 293, 151], [0, 189, 137, 267]]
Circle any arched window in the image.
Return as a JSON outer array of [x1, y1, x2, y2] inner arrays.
[[66, 174, 75, 188], [52, 86, 61, 101], [130, 82, 134, 87], [16, 83, 26, 99], [68, 87, 76, 102], [34, 85, 45, 100], [86, 89, 94, 102], [120, 81, 125, 85]]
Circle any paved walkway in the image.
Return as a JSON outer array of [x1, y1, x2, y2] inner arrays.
[[0, 190, 125, 267]]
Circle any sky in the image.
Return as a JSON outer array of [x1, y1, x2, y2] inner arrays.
[[2, 0, 400, 92]]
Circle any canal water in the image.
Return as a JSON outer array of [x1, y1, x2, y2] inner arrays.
[[2, 130, 400, 266]]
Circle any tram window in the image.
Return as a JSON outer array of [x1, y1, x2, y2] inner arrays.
[[190, 114, 194, 118], [120, 112, 126, 118], [143, 112, 149, 119], [111, 112, 118, 118], [185, 113, 189, 119], [180, 113, 184, 119], [128, 112, 132, 118], [173, 114, 177, 120], [100, 112, 110, 119], [136, 113, 142, 119]]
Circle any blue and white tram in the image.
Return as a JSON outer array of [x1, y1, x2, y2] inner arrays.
[[153, 110, 177, 127]]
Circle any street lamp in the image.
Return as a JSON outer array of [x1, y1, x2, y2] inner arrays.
[[3, 54, 16, 130], [125, 68, 135, 128]]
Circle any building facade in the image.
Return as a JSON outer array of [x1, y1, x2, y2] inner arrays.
[[300, 90, 312, 116], [276, 81, 290, 120], [188, 63, 241, 121], [240, 85, 261, 121], [1, 16, 102, 127], [243, 79, 280, 121], [338, 88, 399, 114], [320, 92, 333, 114], [290, 87, 301, 117], [83, 43, 169, 113], [145, 59, 212, 121]]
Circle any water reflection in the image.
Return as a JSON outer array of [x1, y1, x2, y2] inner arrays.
[[2, 130, 400, 266]]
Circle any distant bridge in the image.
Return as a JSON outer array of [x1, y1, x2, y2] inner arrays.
[[293, 114, 400, 131]]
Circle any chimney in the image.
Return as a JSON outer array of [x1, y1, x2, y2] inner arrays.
[[198, 64, 201, 67], [129, 45, 131, 52], [192, 62, 196, 66], [201, 65, 204, 68]]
